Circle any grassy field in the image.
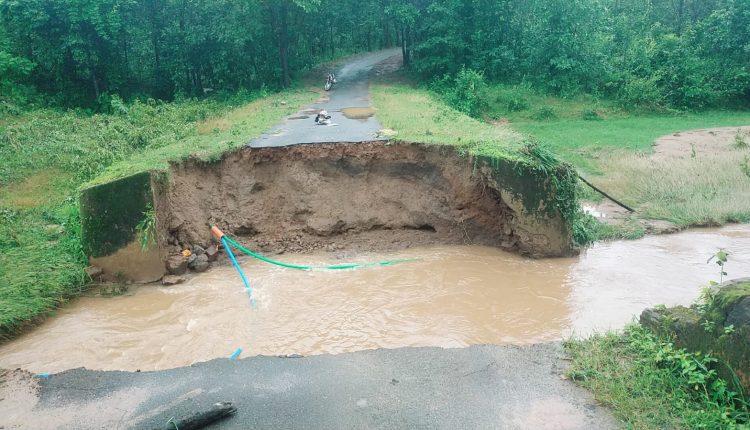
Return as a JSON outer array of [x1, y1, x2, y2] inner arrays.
[[566, 325, 750, 429], [0, 88, 318, 339], [371, 83, 526, 159], [488, 84, 750, 230]]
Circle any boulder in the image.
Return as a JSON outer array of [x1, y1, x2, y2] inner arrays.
[[205, 244, 220, 262], [189, 253, 210, 273], [193, 245, 206, 256], [166, 255, 188, 275], [640, 278, 750, 394], [727, 296, 750, 327]]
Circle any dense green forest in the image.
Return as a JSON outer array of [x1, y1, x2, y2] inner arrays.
[[1, 0, 749, 109]]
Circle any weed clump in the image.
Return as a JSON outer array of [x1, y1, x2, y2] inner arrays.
[[581, 109, 602, 121], [567, 324, 750, 429], [429, 67, 489, 119], [735, 129, 749, 149], [530, 106, 557, 121]]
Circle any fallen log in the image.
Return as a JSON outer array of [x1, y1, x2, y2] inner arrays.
[[155, 401, 237, 430]]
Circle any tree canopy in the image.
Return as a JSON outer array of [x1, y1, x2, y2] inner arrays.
[[1, 0, 748, 109]]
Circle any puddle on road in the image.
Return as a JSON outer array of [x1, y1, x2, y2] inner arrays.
[[1, 225, 748, 373], [341, 107, 375, 122]]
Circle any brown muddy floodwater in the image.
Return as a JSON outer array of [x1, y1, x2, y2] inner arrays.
[[1, 225, 749, 373]]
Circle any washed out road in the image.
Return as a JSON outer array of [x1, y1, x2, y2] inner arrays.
[[1, 344, 617, 429], [0, 50, 619, 430], [248, 49, 400, 148]]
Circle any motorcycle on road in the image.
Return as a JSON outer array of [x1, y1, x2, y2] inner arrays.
[[324, 73, 337, 91]]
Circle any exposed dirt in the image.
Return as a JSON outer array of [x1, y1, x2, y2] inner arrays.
[[0, 369, 40, 428], [371, 52, 404, 77], [161, 142, 529, 257], [652, 125, 750, 160], [587, 125, 750, 234]]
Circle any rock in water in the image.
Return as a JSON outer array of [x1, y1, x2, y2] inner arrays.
[[162, 275, 186, 286]]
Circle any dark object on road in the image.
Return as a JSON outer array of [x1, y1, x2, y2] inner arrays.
[[315, 109, 332, 125], [154, 401, 237, 430]]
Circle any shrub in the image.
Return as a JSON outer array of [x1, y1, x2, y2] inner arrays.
[[530, 106, 557, 120], [581, 109, 602, 121], [430, 67, 488, 118]]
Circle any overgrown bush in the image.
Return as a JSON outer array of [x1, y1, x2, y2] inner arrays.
[[581, 109, 602, 121], [430, 68, 489, 118], [530, 106, 557, 120]]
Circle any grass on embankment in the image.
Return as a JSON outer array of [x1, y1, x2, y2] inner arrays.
[[370, 83, 527, 160], [0, 88, 318, 339], [485, 84, 750, 229], [566, 325, 750, 430]]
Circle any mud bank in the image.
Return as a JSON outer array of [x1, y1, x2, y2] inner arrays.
[[165, 142, 570, 256], [81, 142, 574, 280]]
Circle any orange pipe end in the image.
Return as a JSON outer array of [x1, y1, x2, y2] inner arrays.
[[210, 225, 225, 240]]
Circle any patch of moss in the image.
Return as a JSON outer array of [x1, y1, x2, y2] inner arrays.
[[709, 281, 750, 324], [80, 172, 153, 258]]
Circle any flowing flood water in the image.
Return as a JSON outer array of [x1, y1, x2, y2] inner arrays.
[[1, 225, 749, 373]]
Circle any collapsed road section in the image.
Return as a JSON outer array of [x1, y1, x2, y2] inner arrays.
[[80, 141, 575, 281]]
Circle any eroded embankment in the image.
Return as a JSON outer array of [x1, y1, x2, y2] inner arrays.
[[159, 142, 569, 260]]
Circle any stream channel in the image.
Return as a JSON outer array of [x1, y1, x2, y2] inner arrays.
[[1, 225, 748, 373]]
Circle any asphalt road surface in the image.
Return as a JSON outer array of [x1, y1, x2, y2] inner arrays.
[[247, 49, 400, 148], [2, 344, 618, 429]]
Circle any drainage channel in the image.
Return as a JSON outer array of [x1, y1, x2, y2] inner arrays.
[[0, 225, 748, 373]]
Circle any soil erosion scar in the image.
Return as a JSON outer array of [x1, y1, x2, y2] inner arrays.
[[79, 142, 574, 281], [161, 142, 572, 262]]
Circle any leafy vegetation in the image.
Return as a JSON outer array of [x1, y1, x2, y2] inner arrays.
[[0, 87, 316, 338], [567, 325, 750, 430], [2, 1, 748, 111], [0, 0, 411, 107], [410, 0, 750, 110]]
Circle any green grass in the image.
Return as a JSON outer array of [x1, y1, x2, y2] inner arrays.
[[566, 325, 750, 430], [371, 82, 527, 160], [86, 89, 318, 186], [485, 84, 750, 172], [515, 113, 750, 173], [0, 87, 318, 339], [595, 150, 750, 227], [480, 83, 750, 231]]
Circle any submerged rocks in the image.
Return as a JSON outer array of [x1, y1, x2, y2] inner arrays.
[[640, 277, 750, 394]]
